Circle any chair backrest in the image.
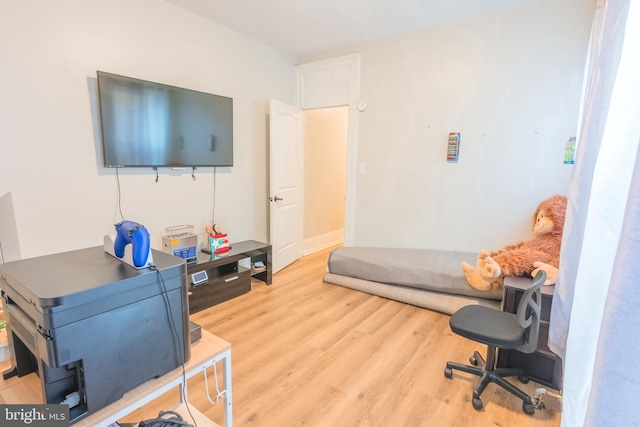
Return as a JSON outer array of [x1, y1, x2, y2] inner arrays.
[[515, 270, 546, 354]]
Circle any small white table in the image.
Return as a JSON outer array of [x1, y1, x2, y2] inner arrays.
[[74, 330, 232, 427]]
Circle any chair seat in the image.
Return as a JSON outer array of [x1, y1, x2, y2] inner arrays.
[[449, 305, 526, 349], [445, 271, 545, 414]]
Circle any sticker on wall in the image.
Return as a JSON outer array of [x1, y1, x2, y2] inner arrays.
[[447, 132, 461, 163], [564, 137, 576, 164]]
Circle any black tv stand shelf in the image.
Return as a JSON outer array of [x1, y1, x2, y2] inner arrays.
[[186, 240, 271, 314]]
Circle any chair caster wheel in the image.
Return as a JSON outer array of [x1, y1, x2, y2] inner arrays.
[[523, 402, 535, 415], [472, 397, 483, 410], [519, 375, 530, 384], [444, 368, 453, 378]]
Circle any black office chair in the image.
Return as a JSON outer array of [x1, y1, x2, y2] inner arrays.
[[444, 270, 546, 414]]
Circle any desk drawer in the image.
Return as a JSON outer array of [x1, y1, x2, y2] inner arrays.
[[189, 269, 250, 313]]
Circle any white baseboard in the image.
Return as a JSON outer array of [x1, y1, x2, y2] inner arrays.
[[303, 229, 343, 256]]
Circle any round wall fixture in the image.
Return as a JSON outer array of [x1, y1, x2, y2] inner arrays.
[[357, 101, 368, 112]]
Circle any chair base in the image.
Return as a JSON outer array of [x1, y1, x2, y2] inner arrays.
[[445, 347, 536, 414]]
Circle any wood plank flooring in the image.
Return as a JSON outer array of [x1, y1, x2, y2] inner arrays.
[[0, 245, 562, 426], [189, 245, 562, 426]]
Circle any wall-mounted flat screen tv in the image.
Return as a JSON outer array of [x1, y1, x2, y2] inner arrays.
[[97, 71, 233, 168]]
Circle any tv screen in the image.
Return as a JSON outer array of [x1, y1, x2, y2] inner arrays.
[[97, 71, 233, 168]]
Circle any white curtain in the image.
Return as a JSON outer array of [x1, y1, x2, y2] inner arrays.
[[548, 0, 640, 425]]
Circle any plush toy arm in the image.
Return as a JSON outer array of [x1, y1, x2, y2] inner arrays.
[[489, 242, 524, 257], [502, 241, 525, 252], [532, 261, 558, 286]]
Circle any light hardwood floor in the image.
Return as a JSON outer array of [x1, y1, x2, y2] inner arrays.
[[190, 245, 561, 427], [0, 245, 562, 426]]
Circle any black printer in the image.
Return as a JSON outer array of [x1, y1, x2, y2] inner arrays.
[[0, 246, 191, 424]]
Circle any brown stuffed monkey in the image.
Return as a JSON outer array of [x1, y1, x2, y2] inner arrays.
[[462, 194, 567, 290]]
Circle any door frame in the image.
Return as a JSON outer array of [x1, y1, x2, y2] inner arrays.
[[295, 54, 361, 246]]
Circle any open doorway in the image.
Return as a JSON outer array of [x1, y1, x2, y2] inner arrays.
[[303, 106, 349, 255], [295, 53, 361, 252]]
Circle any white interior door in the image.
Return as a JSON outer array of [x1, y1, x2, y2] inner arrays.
[[269, 98, 304, 273]]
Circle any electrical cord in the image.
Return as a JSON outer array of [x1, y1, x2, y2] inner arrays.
[[115, 167, 125, 222], [139, 410, 193, 427], [211, 167, 217, 223], [151, 265, 198, 427], [203, 363, 227, 406]]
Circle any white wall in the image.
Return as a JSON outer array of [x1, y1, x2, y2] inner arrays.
[[303, 107, 348, 250], [0, 0, 295, 259], [300, 0, 595, 252]]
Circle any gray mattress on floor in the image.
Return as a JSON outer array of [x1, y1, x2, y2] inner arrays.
[[323, 247, 503, 315]]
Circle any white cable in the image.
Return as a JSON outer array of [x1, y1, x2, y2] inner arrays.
[[203, 363, 226, 405], [60, 391, 81, 408]]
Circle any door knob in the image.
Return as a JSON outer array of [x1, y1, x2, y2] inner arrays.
[[270, 196, 284, 202]]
